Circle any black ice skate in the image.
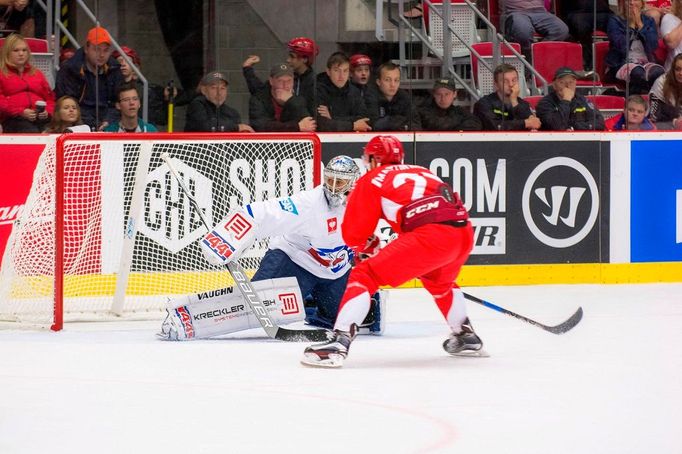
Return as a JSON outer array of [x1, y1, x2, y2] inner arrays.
[[443, 318, 489, 357], [301, 324, 357, 368]]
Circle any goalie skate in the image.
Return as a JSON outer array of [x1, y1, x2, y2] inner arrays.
[[443, 318, 489, 357], [301, 325, 357, 368]]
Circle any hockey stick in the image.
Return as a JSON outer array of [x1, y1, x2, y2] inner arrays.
[[160, 152, 331, 342], [463, 292, 583, 335]]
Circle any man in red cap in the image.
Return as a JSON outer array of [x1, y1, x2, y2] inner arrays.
[[55, 26, 124, 130]]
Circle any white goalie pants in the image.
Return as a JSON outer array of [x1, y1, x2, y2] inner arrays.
[[165, 277, 305, 340]]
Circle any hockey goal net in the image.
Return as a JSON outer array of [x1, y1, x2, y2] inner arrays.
[[0, 133, 321, 330]]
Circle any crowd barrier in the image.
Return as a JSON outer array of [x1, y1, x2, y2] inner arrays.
[[1, 132, 680, 287]]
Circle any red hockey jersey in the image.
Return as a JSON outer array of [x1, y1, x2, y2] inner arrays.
[[342, 164, 448, 248]]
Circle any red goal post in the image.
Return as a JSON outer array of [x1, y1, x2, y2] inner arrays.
[[0, 133, 321, 330]]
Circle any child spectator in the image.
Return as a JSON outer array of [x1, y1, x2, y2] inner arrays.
[[44, 95, 85, 133], [605, 94, 657, 130], [606, 0, 665, 94], [185, 70, 253, 132], [349, 54, 379, 112], [0, 33, 54, 132], [249, 63, 315, 132], [315, 52, 371, 132], [112, 45, 175, 127], [649, 53, 682, 128], [419, 78, 481, 131], [103, 83, 157, 132], [55, 26, 123, 131]]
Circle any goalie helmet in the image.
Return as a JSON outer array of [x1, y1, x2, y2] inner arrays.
[[323, 155, 360, 207], [287, 37, 319, 64], [363, 135, 404, 165]]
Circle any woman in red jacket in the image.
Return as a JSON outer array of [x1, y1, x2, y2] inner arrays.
[[0, 33, 55, 132]]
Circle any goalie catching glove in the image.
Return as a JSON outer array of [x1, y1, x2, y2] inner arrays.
[[200, 209, 257, 266]]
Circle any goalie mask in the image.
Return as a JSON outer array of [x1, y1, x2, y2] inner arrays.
[[323, 155, 360, 208]]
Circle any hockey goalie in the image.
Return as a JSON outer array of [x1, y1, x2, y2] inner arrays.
[[158, 155, 386, 340]]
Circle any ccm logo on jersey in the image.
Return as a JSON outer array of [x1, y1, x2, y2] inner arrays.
[[279, 198, 299, 215], [175, 307, 195, 338], [278, 292, 300, 315], [224, 213, 253, 240], [202, 231, 235, 261], [405, 200, 441, 218]]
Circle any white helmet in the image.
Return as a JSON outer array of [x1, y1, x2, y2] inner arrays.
[[323, 155, 360, 207]]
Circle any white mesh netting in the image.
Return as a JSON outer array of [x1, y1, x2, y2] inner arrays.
[[0, 134, 319, 328]]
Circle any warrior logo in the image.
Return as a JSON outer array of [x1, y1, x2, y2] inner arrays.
[[522, 157, 599, 248], [278, 292, 299, 315]]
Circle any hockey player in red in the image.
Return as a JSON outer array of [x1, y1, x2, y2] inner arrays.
[[302, 135, 483, 367]]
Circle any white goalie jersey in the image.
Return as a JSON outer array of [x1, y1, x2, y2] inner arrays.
[[245, 185, 353, 280]]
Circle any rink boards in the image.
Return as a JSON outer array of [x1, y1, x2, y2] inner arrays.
[[1, 132, 680, 287]]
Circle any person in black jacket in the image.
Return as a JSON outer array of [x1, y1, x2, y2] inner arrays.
[[349, 54, 379, 113], [473, 64, 541, 131], [419, 78, 481, 131], [536, 67, 605, 131], [54, 26, 123, 131], [315, 52, 371, 132], [184, 71, 253, 132], [249, 63, 316, 132], [242, 37, 318, 114], [372, 62, 422, 131]]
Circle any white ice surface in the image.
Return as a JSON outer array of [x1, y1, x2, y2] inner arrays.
[[1, 283, 681, 454]]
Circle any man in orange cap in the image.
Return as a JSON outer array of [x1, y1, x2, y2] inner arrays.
[[55, 26, 124, 130]]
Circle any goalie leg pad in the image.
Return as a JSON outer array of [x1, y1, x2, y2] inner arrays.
[[159, 277, 305, 340]]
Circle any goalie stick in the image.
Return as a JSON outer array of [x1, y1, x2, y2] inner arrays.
[[463, 292, 583, 334], [160, 152, 331, 342]]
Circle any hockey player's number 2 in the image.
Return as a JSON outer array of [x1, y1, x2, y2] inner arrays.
[[393, 172, 441, 200]]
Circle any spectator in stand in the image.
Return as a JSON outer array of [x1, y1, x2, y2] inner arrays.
[[473, 63, 541, 131], [0, 33, 54, 132], [44, 95, 85, 133], [562, 0, 613, 70], [185, 70, 253, 132], [500, 0, 570, 61], [536, 67, 605, 130], [242, 36, 318, 113], [605, 0, 665, 94], [649, 53, 682, 128], [643, 0, 671, 27], [112, 45, 175, 128], [55, 26, 123, 131], [249, 63, 315, 132], [103, 83, 157, 132], [349, 53, 378, 112], [372, 62, 422, 131], [315, 52, 371, 132], [419, 77, 481, 131], [661, 0, 682, 70], [605, 94, 657, 130], [0, 0, 35, 37]]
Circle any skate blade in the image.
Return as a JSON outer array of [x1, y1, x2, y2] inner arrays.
[[300, 352, 345, 368], [450, 349, 489, 358]]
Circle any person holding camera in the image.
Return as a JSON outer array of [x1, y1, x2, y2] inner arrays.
[[0, 33, 55, 132]]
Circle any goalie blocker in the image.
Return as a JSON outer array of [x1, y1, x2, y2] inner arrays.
[[159, 277, 305, 340]]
